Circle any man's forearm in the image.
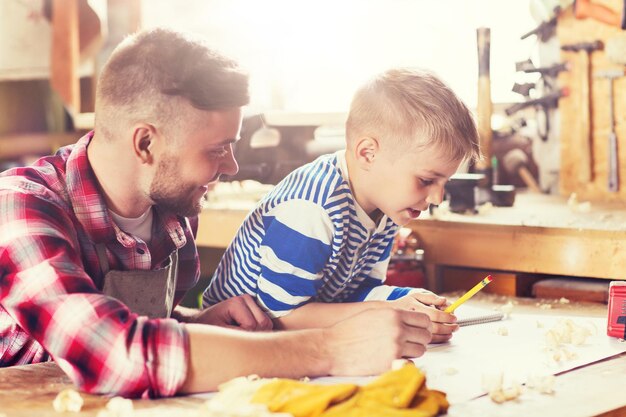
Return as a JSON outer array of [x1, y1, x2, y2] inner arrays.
[[273, 301, 385, 330], [179, 324, 331, 393]]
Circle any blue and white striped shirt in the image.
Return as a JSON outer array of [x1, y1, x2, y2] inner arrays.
[[203, 151, 412, 318]]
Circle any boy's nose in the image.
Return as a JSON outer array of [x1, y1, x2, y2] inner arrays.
[[426, 184, 445, 206]]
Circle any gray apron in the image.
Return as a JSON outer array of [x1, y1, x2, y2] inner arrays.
[[95, 244, 179, 319]]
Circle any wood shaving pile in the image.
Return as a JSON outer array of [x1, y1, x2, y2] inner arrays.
[[496, 326, 509, 336], [544, 318, 594, 363], [499, 301, 514, 317], [97, 397, 134, 417], [53, 388, 83, 412], [202, 375, 282, 417], [526, 373, 556, 394], [481, 372, 522, 404]]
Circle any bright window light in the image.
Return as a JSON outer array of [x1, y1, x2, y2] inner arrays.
[[142, 0, 538, 113]]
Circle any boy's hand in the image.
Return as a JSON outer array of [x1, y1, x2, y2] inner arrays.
[[192, 295, 273, 331], [389, 292, 458, 343]]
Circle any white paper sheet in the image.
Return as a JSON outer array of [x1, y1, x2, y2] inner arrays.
[[411, 312, 626, 403], [192, 312, 626, 406]]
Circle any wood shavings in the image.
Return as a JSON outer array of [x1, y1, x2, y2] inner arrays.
[[496, 327, 509, 336], [558, 297, 570, 304], [481, 373, 523, 403], [538, 303, 552, 309], [53, 388, 84, 412], [526, 373, 556, 394], [567, 193, 592, 213], [443, 367, 458, 376], [544, 319, 593, 363], [499, 301, 514, 317], [477, 202, 493, 215], [96, 397, 134, 417], [202, 375, 284, 417], [392, 359, 411, 370]]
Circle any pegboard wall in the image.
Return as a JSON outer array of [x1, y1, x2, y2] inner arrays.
[[558, 0, 626, 201]]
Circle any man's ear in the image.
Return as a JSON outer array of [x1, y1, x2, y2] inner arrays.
[[354, 136, 379, 170], [132, 123, 157, 164]]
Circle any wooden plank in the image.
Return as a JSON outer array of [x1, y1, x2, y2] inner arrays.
[[196, 208, 249, 248], [51, 0, 80, 114], [413, 220, 626, 280], [0, 133, 79, 159]]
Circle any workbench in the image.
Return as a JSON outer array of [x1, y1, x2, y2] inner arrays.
[[196, 192, 626, 292], [1, 299, 624, 417]]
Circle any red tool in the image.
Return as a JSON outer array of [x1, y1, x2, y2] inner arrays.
[[607, 281, 626, 339], [574, 0, 626, 29]]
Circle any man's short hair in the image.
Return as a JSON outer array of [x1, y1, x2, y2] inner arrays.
[[346, 68, 480, 163], [95, 28, 249, 137]]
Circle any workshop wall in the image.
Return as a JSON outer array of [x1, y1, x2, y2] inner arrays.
[[558, 0, 626, 202]]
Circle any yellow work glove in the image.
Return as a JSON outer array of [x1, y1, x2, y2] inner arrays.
[[252, 379, 358, 417], [252, 364, 448, 417], [321, 364, 448, 417]]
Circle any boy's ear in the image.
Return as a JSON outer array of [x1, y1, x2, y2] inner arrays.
[[132, 123, 158, 164], [354, 136, 379, 169]]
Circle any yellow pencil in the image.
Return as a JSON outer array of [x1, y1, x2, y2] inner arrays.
[[444, 275, 493, 313]]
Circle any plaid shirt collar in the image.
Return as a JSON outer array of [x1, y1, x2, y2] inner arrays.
[[65, 131, 187, 249]]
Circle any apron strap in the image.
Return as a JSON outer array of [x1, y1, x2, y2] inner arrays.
[[95, 244, 110, 276]]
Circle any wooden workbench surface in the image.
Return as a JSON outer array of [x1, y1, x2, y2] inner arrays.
[[197, 192, 626, 248], [422, 192, 626, 232], [1, 298, 624, 417]]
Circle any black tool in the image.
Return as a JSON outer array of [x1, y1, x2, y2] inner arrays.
[[521, 7, 560, 42]]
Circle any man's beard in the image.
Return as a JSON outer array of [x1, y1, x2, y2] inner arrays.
[[149, 156, 205, 218]]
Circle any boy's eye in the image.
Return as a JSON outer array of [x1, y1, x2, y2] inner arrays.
[[419, 178, 435, 186]]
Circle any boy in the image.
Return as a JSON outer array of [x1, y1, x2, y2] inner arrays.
[[204, 68, 480, 341]]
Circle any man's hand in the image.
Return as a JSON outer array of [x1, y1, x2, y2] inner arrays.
[[388, 291, 458, 343], [323, 308, 432, 376], [192, 295, 273, 331]]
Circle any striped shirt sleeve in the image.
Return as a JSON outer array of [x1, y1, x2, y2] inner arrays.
[[342, 241, 411, 302], [256, 199, 334, 318]]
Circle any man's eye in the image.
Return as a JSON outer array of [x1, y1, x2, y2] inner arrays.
[[209, 147, 229, 158]]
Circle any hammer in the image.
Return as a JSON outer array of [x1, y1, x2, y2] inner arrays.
[[502, 149, 542, 193], [475, 27, 493, 183], [594, 69, 624, 192], [561, 40, 603, 183]]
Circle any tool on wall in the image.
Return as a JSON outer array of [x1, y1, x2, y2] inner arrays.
[[522, 6, 560, 42], [515, 61, 569, 88], [594, 69, 623, 192], [475, 27, 493, 186], [511, 60, 569, 142], [561, 40, 603, 183], [502, 148, 544, 193], [505, 88, 570, 142], [574, 0, 626, 29]]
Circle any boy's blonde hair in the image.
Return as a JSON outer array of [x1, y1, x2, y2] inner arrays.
[[346, 68, 480, 163]]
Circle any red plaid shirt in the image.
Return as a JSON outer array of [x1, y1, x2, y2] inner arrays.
[[0, 132, 200, 398]]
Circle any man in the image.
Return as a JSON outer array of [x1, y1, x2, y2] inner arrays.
[[0, 28, 433, 398]]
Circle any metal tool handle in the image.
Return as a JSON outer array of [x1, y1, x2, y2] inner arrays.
[[608, 131, 619, 192]]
